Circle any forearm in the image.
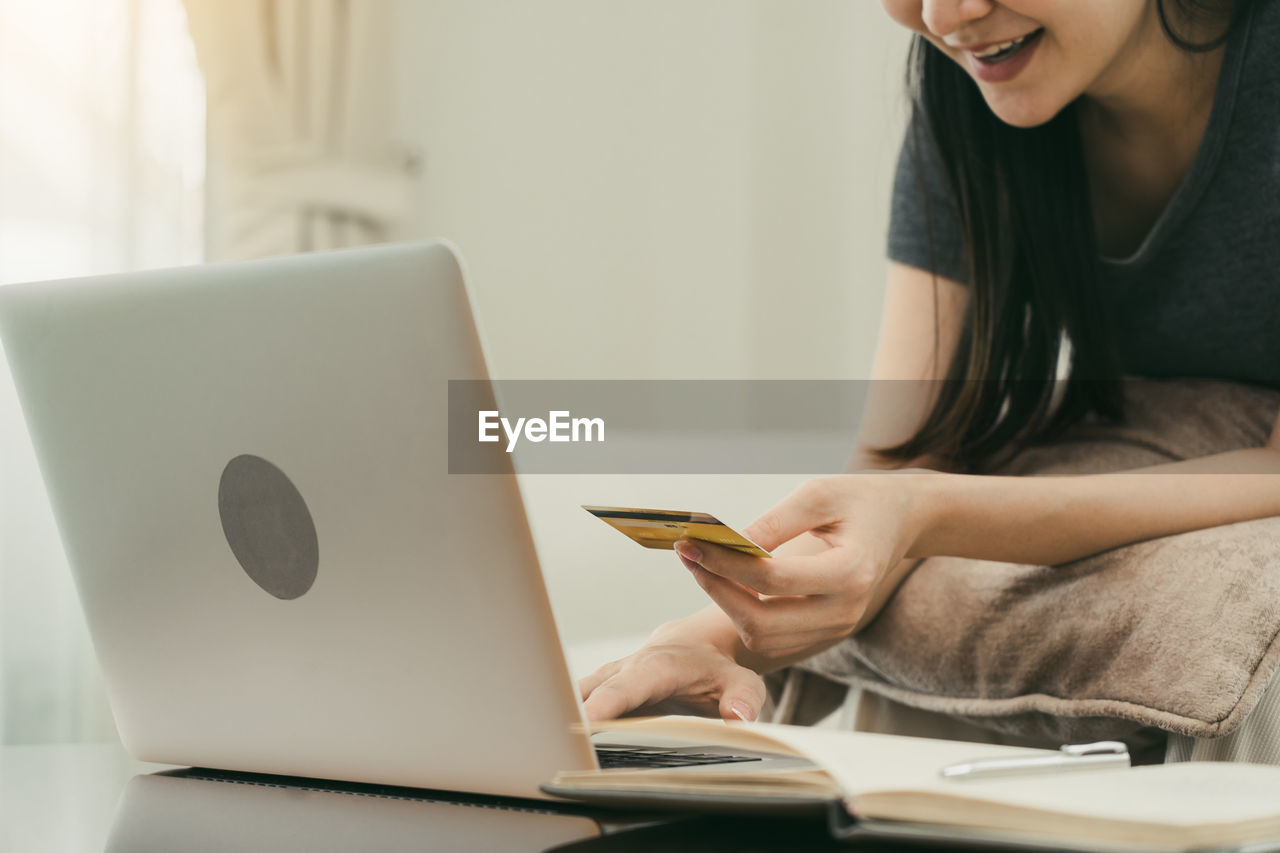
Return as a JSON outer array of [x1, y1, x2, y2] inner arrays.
[[657, 604, 840, 675], [912, 446, 1280, 566]]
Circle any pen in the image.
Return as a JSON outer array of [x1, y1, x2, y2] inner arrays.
[[940, 741, 1130, 780]]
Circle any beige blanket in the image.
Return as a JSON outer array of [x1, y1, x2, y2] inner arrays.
[[793, 380, 1280, 742]]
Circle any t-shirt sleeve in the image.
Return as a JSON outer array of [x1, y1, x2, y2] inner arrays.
[[887, 117, 969, 285]]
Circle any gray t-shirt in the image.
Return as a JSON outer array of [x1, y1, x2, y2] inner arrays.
[[887, 0, 1280, 386]]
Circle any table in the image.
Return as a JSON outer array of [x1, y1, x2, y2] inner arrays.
[[10, 743, 1099, 851], [0, 744, 884, 852]]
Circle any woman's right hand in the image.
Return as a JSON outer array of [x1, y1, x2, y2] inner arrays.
[[578, 613, 768, 723]]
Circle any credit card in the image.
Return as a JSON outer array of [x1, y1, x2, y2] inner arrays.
[[582, 505, 771, 558]]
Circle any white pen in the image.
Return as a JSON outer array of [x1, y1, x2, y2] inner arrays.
[[940, 741, 1131, 780]]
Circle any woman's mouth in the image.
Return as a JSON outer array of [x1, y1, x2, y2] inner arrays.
[[965, 28, 1044, 83]]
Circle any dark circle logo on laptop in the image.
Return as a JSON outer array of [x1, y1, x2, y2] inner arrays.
[[218, 454, 319, 600]]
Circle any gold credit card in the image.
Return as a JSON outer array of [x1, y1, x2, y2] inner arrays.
[[582, 505, 771, 558]]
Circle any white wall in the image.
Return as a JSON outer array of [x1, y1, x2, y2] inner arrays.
[[391, 1, 915, 657]]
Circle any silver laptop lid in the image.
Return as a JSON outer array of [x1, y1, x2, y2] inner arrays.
[[0, 241, 597, 799]]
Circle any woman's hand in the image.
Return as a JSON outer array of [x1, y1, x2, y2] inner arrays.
[[578, 614, 767, 722], [675, 472, 940, 653]]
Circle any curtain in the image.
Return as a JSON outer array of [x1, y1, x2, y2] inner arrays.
[[0, 0, 205, 743], [181, 0, 416, 259]]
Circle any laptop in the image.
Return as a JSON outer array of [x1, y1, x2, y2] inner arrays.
[[0, 241, 811, 803]]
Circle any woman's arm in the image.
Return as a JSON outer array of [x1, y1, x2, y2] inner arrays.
[[847, 261, 968, 471], [914, 432, 1280, 567], [677, 423, 1280, 656]]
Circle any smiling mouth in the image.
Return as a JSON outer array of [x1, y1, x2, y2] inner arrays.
[[971, 28, 1044, 63]]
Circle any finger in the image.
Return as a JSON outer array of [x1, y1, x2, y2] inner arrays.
[[581, 680, 635, 722], [578, 658, 624, 700], [674, 543, 754, 596], [582, 669, 669, 722], [684, 540, 865, 597], [687, 565, 838, 642], [716, 668, 768, 723], [741, 479, 842, 552]]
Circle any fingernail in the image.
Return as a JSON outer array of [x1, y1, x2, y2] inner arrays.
[[729, 701, 755, 722], [675, 541, 702, 563]]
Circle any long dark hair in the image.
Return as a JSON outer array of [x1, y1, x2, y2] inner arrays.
[[877, 0, 1246, 473]]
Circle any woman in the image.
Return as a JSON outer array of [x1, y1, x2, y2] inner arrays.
[[579, 0, 1280, 733]]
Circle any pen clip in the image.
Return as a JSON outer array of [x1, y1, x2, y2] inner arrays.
[[940, 741, 1131, 780], [1060, 741, 1128, 757]]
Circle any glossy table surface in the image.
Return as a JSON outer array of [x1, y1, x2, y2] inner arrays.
[[2, 744, 889, 852]]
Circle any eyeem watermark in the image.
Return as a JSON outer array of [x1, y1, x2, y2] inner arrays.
[[478, 410, 605, 453]]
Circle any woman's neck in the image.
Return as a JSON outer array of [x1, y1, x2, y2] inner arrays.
[[1077, 7, 1227, 257], [1079, 9, 1224, 154]]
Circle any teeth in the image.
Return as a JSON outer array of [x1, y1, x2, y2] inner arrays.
[[974, 34, 1027, 58]]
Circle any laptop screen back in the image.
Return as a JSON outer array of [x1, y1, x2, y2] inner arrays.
[[0, 242, 596, 799]]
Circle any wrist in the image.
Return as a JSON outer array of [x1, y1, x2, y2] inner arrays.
[[654, 607, 799, 673], [649, 606, 742, 656], [899, 468, 957, 559]]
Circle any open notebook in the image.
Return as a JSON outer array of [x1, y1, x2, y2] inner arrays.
[[544, 716, 1280, 852]]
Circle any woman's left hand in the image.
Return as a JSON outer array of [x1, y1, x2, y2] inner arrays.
[[674, 472, 941, 655]]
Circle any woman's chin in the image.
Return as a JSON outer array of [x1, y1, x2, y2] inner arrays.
[[981, 91, 1068, 129]]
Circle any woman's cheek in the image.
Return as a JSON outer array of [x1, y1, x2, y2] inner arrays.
[[879, 0, 927, 33]]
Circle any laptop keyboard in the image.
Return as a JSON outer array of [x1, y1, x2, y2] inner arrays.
[[594, 746, 764, 770]]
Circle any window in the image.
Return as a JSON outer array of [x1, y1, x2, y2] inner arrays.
[[0, 0, 204, 743]]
